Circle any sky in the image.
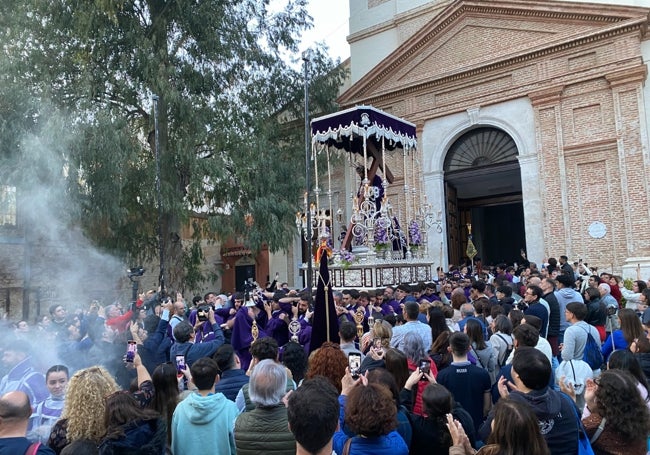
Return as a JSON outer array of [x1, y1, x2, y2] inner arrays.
[[301, 0, 351, 62]]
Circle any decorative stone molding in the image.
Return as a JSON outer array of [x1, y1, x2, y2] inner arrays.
[[605, 65, 648, 88], [340, 0, 649, 106], [467, 107, 480, 125], [528, 86, 564, 107]]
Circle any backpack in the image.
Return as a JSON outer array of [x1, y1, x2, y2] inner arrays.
[[581, 325, 604, 371], [560, 393, 595, 455], [496, 334, 513, 367]]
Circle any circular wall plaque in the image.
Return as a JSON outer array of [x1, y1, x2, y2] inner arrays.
[[588, 221, 607, 239]]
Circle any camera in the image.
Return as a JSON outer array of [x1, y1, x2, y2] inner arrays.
[[127, 266, 145, 278], [197, 304, 211, 322]]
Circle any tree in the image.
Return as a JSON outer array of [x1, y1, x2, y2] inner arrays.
[[0, 0, 345, 291]]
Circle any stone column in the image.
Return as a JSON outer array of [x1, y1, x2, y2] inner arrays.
[[518, 152, 545, 265], [529, 86, 565, 260]]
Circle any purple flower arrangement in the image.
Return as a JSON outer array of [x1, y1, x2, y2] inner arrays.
[[332, 248, 356, 269], [374, 224, 390, 248], [409, 220, 422, 247]]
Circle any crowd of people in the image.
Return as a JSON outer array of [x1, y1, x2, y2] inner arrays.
[[1, 255, 650, 454]]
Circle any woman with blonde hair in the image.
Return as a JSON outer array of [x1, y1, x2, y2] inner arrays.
[[48, 354, 152, 454], [48, 366, 120, 454], [360, 319, 393, 354]]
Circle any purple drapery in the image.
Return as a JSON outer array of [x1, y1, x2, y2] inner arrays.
[[310, 105, 417, 154]]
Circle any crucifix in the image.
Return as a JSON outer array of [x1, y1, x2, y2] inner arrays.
[[342, 142, 395, 250]]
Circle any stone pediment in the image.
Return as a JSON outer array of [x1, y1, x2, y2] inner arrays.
[[339, 0, 650, 106]]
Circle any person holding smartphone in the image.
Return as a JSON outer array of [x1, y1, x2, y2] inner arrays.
[[402, 332, 438, 416], [169, 307, 225, 369]]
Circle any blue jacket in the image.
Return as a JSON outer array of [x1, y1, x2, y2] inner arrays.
[[169, 323, 225, 367], [171, 392, 239, 455], [141, 316, 172, 372], [333, 432, 408, 455], [215, 369, 249, 402], [332, 395, 408, 455], [601, 330, 628, 361]]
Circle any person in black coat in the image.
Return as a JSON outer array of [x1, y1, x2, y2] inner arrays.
[[401, 372, 476, 454], [213, 344, 249, 402], [99, 391, 166, 455]]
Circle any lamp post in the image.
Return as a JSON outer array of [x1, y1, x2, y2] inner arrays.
[[302, 51, 313, 293], [152, 94, 165, 296]]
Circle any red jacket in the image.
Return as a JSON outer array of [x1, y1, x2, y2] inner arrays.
[[407, 357, 438, 416], [106, 310, 133, 333]]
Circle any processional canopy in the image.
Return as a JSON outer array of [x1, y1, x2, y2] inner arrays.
[[310, 105, 417, 152], [301, 105, 434, 288]]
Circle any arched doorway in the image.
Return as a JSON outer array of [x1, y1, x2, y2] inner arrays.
[[444, 127, 526, 267]]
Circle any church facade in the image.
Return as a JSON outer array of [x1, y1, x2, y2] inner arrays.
[[338, 0, 650, 276]]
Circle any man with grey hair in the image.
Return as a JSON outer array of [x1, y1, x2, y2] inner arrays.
[[598, 283, 618, 312], [599, 282, 620, 335], [234, 359, 295, 454], [457, 302, 490, 340]]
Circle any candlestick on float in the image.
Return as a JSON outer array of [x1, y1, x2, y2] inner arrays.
[[403, 148, 412, 259], [326, 146, 333, 243]]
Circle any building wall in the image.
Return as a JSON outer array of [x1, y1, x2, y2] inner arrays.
[[341, 0, 650, 276], [348, 0, 649, 84]]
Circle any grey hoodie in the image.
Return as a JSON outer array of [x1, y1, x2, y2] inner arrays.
[[554, 288, 584, 331]]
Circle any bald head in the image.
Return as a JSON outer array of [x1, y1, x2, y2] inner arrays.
[[174, 301, 186, 315], [0, 391, 31, 421], [528, 276, 541, 287], [0, 391, 32, 437], [0, 392, 31, 438]]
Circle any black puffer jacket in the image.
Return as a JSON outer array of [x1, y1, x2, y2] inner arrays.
[[636, 352, 650, 380], [98, 418, 167, 455], [214, 368, 249, 402]]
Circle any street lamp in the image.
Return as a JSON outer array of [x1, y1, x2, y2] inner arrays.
[[302, 51, 313, 292]]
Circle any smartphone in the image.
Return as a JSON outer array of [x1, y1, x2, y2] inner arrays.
[[348, 353, 362, 379], [125, 340, 137, 363], [373, 337, 383, 355], [419, 359, 431, 377], [175, 355, 186, 374]]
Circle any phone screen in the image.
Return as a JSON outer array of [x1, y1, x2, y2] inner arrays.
[[419, 359, 431, 376], [126, 340, 137, 363], [373, 338, 383, 353], [348, 353, 361, 378], [175, 355, 186, 374]]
